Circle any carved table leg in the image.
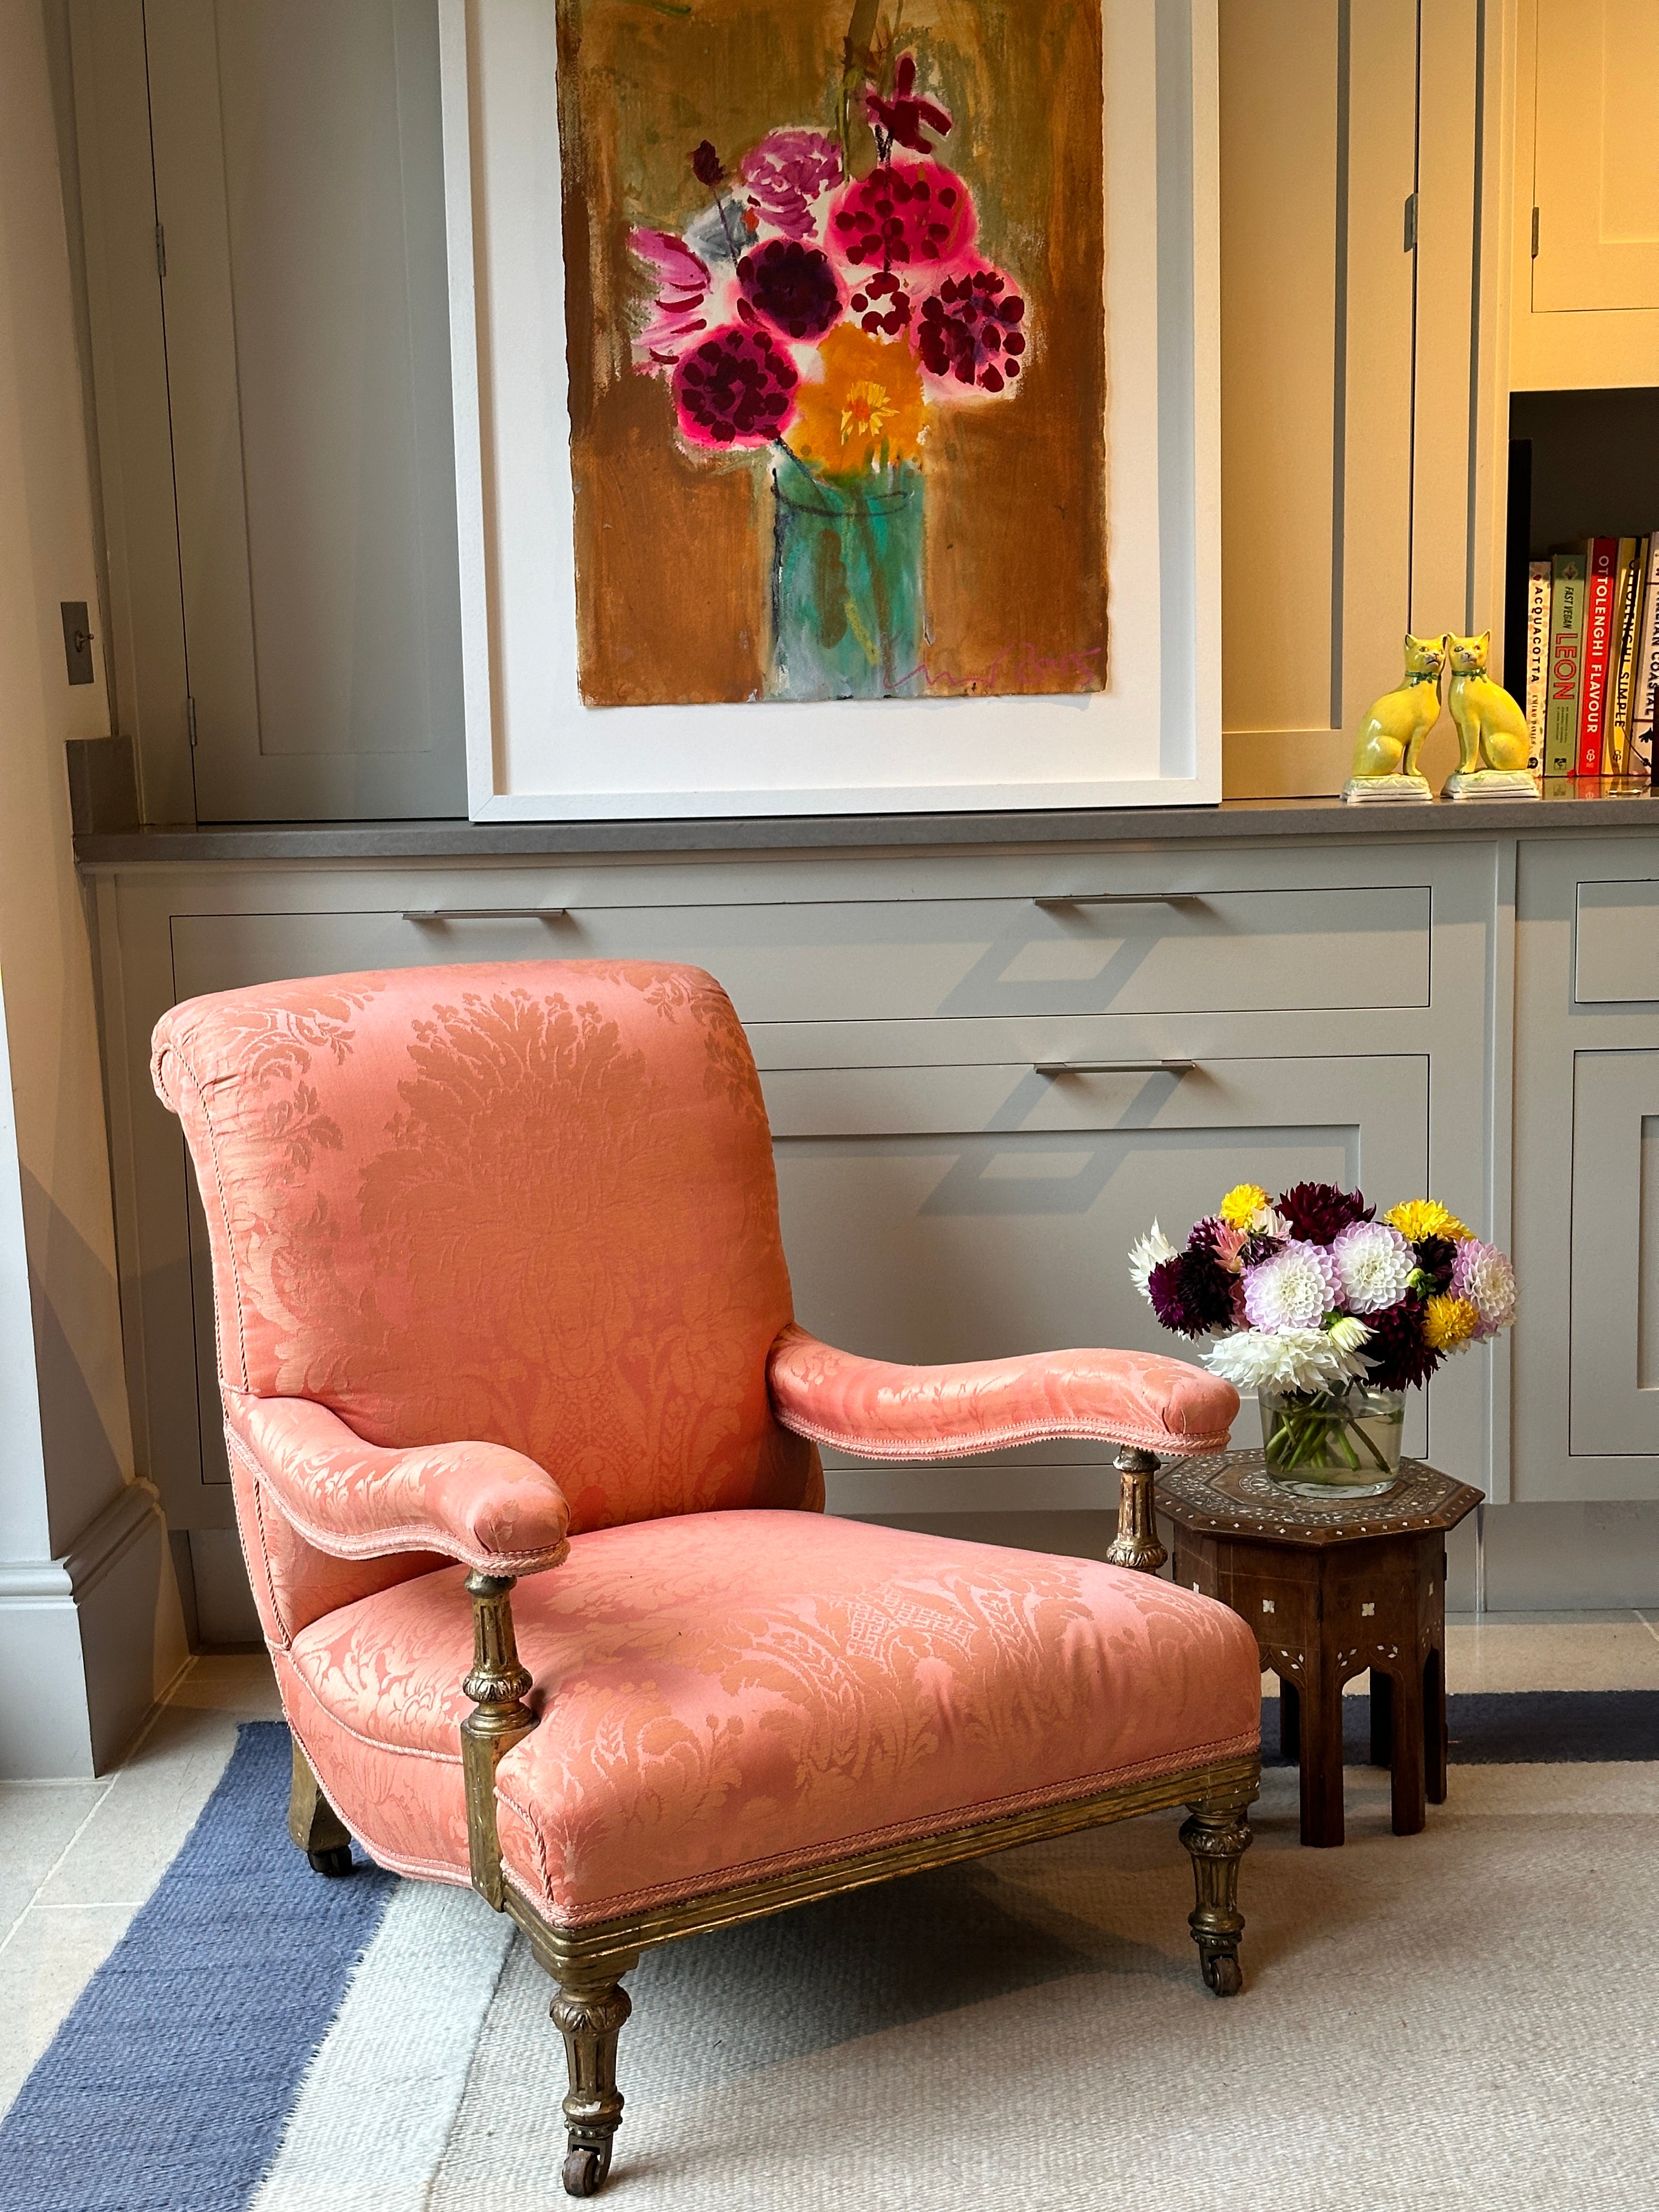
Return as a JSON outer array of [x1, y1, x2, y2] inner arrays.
[[1297, 1662, 1346, 1848], [1369, 1668, 1393, 1768], [1180, 1798, 1252, 1996], [286, 1734, 353, 1876], [1279, 1678, 1301, 1762], [1387, 1659, 1427, 1836], [1424, 1644, 1449, 1805], [553, 1972, 635, 2197], [1105, 1447, 1167, 1574]]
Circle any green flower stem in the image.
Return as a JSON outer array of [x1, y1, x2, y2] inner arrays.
[[1263, 1392, 1392, 1475]]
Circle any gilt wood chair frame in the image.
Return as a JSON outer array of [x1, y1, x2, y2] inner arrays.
[[288, 1447, 1261, 2199]]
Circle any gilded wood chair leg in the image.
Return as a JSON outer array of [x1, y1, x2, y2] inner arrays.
[[286, 1734, 353, 1876], [1179, 1797, 1252, 1996], [460, 1571, 538, 1909], [1105, 1447, 1167, 1573], [552, 1971, 635, 2197]]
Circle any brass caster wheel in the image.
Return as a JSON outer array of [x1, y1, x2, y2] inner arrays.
[[562, 2142, 611, 2197], [306, 1844, 353, 1877], [1202, 1948, 1243, 1997]]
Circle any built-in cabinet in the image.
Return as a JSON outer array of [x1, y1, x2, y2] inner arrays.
[[86, 813, 1659, 1635]]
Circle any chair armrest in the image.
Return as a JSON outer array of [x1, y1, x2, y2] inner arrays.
[[222, 1390, 571, 1576], [765, 1324, 1238, 1461]]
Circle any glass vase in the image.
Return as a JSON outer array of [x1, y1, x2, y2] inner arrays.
[[1257, 1380, 1406, 1498], [768, 462, 923, 701]]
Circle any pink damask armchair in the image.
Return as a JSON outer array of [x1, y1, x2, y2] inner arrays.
[[152, 960, 1259, 2198]]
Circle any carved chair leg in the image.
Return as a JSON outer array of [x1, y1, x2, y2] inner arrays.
[[1179, 1797, 1252, 1996], [552, 1970, 635, 2197], [287, 1734, 353, 1876], [1105, 1447, 1167, 1573]]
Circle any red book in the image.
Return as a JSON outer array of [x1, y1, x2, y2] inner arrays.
[[1578, 535, 1619, 774]]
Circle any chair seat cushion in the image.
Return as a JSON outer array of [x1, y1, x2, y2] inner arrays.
[[281, 1511, 1259, 1926]]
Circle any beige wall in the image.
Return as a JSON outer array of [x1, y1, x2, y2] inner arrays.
[[0, 0, 183, 1767]]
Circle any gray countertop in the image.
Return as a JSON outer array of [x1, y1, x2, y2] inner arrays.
[[72, 786, 1659, 865]]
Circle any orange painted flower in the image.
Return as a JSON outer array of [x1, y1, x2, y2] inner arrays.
[[787, 325, 927, 477]]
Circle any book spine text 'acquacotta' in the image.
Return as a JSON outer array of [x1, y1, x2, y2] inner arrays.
[[1524, 561, 1551, 774]]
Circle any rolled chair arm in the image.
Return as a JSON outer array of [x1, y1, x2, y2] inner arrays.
[[222, 1390, 571, 1576], [765, 1324, 1238, 1462]]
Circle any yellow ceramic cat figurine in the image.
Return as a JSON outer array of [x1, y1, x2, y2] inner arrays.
[[1341, 633, 1443, 802], [1440, 631, 1541, 801]]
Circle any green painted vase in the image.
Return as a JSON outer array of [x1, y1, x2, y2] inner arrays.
[[768, 463, 923, 701]]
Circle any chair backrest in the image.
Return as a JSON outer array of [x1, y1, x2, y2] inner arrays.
[[153, 963, 821, 1620]]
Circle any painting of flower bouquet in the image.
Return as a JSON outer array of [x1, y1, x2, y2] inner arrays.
[[1130, 1183, 1517, 1497], [555, 0, 1107, 709]]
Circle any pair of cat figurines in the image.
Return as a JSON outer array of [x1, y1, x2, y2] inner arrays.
[[1343, 631, 1539, 803]]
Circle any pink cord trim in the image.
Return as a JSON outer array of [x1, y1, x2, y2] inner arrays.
[[772, 1411, 1232, 1462]]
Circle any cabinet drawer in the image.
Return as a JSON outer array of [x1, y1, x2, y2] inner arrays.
[[168, 881, 1430, 1027], [769, 1052, 1431, 1476], [1575, 880, 1659, 1003]]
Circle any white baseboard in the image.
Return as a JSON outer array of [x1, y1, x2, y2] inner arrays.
[[0, 1478, 189, 1776]]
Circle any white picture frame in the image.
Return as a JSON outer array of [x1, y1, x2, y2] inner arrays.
[[441, 0, 1220, 822]]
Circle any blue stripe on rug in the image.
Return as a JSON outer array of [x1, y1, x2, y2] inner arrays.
[[1262, 1689, 1659, 1765], [0, 1723, 395, 2212]]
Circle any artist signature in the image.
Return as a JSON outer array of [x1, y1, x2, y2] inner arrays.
[[895, 642, 1103, 695]]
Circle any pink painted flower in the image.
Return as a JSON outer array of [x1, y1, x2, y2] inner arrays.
[[827, 159, 975, 274], [629, 229, 714, 371], [739, 131, 843, 242], [867, 54, 952, 155], [1243, 1240, 1342, 1332], [915, 263, 1026, 393], [671, 324, 798, 448]]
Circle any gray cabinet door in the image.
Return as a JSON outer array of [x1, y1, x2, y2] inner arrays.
[[765, 1053, 1431, 1515], [1569, 1049, 1659, 1457], [142, 0, 465, 819]]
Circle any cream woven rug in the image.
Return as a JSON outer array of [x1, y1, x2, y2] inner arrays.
[[307, 1760, 1658, 2211]]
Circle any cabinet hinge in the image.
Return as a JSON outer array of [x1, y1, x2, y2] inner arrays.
[[1403, 192, 1418, 253], [186, 695, 198, 748], [155, 223, 166, 281], [1531, 206, 1540, 259]]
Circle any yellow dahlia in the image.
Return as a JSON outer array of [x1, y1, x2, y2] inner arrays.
[[1384, 1199, 1471, 1244], [1219, 1183, 1269, 1229], [1423, 1294, 1479, 1352]]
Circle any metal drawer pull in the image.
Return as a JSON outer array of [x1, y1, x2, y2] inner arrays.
[[1034, 1058, 1197, 1076], [1031, 892, 1201, 909], [402, 907, 569, 922]]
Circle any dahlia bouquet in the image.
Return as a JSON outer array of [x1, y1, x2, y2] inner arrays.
[[1129, 1183, 1517, 1488], [627, 24, 1029, 701]]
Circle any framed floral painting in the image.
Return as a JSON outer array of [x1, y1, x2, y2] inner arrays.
[[442, 0, 1218, 819]]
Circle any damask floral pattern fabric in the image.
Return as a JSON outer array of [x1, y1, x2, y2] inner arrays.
[[223, 1389, 572, 1576], [768, 1324, 1238, 1459], [151, 962, 823, 1631], [284, 1513, 1260, 1924]]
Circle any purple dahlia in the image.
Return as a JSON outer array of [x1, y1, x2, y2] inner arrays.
[[915, 265, 1026, 393], [1147, 1249, 1235, 1338], [672, 325, 798, 448], [1361, 1295, 1441, 1391], [1276, 1181, 1373, 1245], [1410, 1235, 1458, 1294], [737, 238, 842, 342]]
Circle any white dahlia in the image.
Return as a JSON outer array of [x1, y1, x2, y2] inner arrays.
[[1242, 1240, 1341, 1331], [1451, 1238, 1517, 1339], [1331, 1218, 1416, 1314], [1127, 1220, 1177, 1302], [1202, 1326, 1370, 1394]]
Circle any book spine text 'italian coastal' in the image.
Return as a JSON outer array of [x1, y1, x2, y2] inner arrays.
[[1632, 535, 1659, 783]]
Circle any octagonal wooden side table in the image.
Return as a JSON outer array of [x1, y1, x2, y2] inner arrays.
[[1154, 1453, 1482, 1848]]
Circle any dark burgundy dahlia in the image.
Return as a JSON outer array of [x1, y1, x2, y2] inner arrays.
[[671, 326, 798, 448], [737, 238, 842, 342], [1410, 1235, 1458, 1294], [915, 266, 1026, 393], [1276, 1181, 1373, 1245], [1147, 1249, 1235, 1339], [1361, 1295, 1442, 1391]]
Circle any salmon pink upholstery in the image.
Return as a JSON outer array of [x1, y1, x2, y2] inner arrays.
[[152, 962, 822, 1631], [151, 957, 1252, 1936], [769, 1324, 1237, 1460], [279, 1512, 1261, 1923], [222, 1390, 571, 1576]]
